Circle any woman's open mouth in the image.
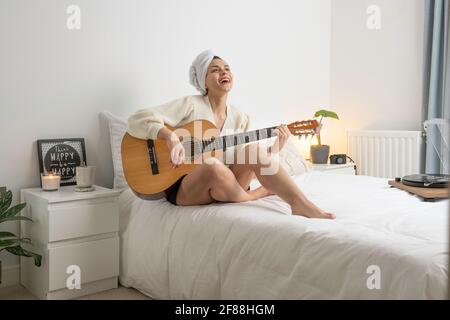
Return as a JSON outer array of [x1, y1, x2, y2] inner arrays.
[[219, 77, 231, 84]]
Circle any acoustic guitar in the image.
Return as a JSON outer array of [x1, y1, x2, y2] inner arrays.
[[121, 119, 319, 199]]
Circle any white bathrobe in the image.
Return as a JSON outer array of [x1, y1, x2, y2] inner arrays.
[[127, 95, 250, 140]]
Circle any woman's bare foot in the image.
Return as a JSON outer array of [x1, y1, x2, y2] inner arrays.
[[247, 186, 274, 200], [291, 198, 335, 219]]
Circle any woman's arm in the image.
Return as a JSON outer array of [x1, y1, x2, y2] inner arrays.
[[127, 96, 192, 167], [127, 96, 193, 140]]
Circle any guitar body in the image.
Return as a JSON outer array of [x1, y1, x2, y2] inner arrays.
[[121, 119, 221, 199]]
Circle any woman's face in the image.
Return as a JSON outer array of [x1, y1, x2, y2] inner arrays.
[[205, 58, 233, 95]]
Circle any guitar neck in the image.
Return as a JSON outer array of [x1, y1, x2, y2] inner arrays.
[[202, 126, 278, 152]]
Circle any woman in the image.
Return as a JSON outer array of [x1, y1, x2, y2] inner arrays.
[[127, 50, 334, 219]]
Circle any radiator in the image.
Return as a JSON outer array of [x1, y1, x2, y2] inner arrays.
[[347, 130, 423, 178]]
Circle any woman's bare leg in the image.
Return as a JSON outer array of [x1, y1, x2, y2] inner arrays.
[[228, 163, 255, 190], [232, 144, 335, 219], [176, 159, 270, 206], [176, 147, 334, 219], [228, 163, 274, 197]]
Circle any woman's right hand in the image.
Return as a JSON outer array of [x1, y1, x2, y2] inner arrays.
[[166, 135, 185, 168], [156, 127, 185, 168]]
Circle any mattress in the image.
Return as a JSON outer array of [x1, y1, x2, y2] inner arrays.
[[118, 171, 449, 299]]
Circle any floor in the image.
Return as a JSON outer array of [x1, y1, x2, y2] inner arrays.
[[0, 284, 151, 300]]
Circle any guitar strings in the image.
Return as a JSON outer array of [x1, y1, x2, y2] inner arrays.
[[183, 123, 315, 160]]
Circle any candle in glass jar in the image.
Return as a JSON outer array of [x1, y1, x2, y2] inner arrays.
[[41, 173, 61, 191]]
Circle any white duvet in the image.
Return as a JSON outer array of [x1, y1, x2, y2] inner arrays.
[[118, 171, 449, 299]]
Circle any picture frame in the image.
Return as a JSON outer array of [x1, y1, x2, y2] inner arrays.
[[36, 138, 87, 187]]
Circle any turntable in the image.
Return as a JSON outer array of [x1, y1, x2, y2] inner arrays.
[[401, 174, 450, 188], [388, 174, 449, 201], [388, 119, 449, 200]]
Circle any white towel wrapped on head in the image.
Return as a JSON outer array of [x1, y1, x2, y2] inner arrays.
[[189, 49, 220, 95]]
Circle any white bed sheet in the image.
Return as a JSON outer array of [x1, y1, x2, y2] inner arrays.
[[118, 171, 449, 299]]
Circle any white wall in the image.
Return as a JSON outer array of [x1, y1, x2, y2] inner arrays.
[[328, 0, 424, 155], [0, 0, 330, 271]]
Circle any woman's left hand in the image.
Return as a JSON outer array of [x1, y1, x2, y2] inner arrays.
[[272, 124, 291, 153]]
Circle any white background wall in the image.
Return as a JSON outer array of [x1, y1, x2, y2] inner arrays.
[[0, 0, 330, 271], [328, 0, 425, 155]]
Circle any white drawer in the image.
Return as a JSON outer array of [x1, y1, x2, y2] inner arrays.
[[48, 237, 119, 291], [48, 200, 119, 242]]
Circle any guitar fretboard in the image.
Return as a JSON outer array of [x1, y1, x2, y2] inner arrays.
[[201, 126, 277, 152]]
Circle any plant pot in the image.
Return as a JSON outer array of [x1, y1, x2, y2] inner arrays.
[[310, 145, 330, 164]]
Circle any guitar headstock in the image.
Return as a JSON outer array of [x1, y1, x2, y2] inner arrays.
[[287, 119, 320, 138]]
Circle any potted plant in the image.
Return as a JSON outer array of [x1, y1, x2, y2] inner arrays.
[[0, 188, 42, 284], [310, 109, 339, 164]]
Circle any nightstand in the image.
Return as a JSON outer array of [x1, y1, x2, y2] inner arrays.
[[308, 162, 357, 175], [20, 185, 120, 299]]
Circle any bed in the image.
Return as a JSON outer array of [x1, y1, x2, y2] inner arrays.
[[117, 171, 449, 300]]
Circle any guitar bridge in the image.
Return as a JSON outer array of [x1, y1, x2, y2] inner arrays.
[[147, 139, 159, 175]]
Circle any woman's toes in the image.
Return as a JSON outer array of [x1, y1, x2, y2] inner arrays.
[[322, 212, 336, 220], [291, 201, 335, 219]]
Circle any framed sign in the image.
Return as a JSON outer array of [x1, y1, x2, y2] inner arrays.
[[37, 138, 87, 187]]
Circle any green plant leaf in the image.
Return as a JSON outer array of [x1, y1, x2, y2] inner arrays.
[[0, 188, 42, 268], [4, 246, 42, 267], [0, 215, 33, 224], [0, 202, 26, 220], [314, 110, 339, 120], [0, 231, 17, 239], [0, 239, 17, 247], [0, 238, 32, 248], [0, 190, 12, 215]]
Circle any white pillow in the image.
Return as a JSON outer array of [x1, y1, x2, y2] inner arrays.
[[277, 136, 311, 176], [100, 111, 128, 191], [249, 137, 310, 190]]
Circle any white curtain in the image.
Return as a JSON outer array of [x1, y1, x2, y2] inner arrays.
[[423, 0, 450, 174]]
